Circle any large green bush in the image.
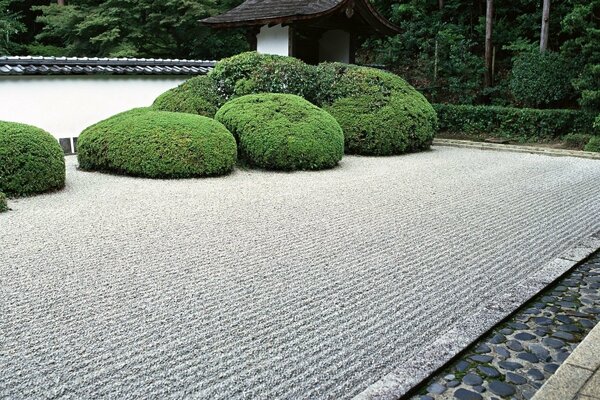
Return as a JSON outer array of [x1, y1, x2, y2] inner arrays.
[[510, 51, 576, 108], [0, 192, 7, 212], [215, 94, 344, 170], [209, 52, 318, 103], [585, 136, 600, 152], [319, 64, 438, 155], [0, 121, 65, 196], [434, 104, 596, 141], [151, 75, 224, 117], [78, 108, 237, 178]]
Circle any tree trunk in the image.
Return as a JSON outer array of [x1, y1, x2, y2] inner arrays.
[[57, 0, 65, 5], [438, 0, 444, 10], [484, 0, 494, 87], [540, 0, 551, 52]]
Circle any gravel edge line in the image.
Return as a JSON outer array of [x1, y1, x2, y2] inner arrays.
[[353, 231, 600, 400], [433, 139, 600, 160]]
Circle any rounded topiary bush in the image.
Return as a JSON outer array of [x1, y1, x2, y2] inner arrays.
[[152, 75, 223, 117], [215, 93, 344, 170], [0, 121, 65, 196], [585, 136, 600, 153], [78, 108, 237, 178], [210, 52, 318, 103], [318, 64, 438, 155]]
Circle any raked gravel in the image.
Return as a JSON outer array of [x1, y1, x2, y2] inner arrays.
[[1, 147, 599, 400]]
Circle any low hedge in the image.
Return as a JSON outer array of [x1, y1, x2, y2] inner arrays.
[[78, 108, 237, 178], [434, 104, 596, 141], [0, 121, 65, 196], [585, 136, 600, 152], [215, 93, 344, 170], [321, 65, 438, 155], [152, 75, 223, 117], [0, 192, 7, 212]]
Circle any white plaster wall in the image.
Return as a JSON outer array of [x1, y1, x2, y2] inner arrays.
[[0, 76, 188, 139], [257, 25, 290, 56], [319, 30, 350, 63]]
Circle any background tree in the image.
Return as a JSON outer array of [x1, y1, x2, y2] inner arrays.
[[540, 0, 551, 51]]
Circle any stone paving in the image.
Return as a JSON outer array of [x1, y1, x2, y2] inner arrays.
[[412, 251, 600, 400], [1, 148, 599, 399]]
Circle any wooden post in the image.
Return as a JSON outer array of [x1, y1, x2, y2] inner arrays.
[[540, 0, 551, 52], [484, 0, 494, 87]]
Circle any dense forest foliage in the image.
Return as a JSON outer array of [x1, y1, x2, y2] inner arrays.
[[1, 0, 598, 109]]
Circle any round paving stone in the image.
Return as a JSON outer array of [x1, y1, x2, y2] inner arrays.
[[454, 388, 483, 400], [444, 374, 456, 381], [552, 331, 575, 341], [495, 346, 510, 359], [510, 322, 529, 330], [475, 344, 491, 354], [543, 337, 565, 349], [427, 383, 447, 394], [527, 344, 550, 361], [420, 396, 434, 400], [533, 317, 553, 325], [528, 368, 544, 380], [507, 340, 524, 352], [558, 324, 582, 333], [544, 363, 559, 373], [470, 354, 493, 363], [505, 372, 527, 385], [514, 332, 536, 341], [488, 380, 516, 397], [447, 380, 460, 388], [489, 334, 506, 344], [555, 351, 571, 362], [580, 319, 596, 329], [555, 315, 572, 324], [472, 385, 486, 393], [499, 328, 513, 335], [462, 373, 483, 386], [478, 365, 500, 378], [455, 360, 470, 372], [518, 352, 539, 363], [498, 360, 523, 371]]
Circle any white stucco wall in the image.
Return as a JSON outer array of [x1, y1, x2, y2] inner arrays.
[[319, 30, 350, 63], [0, 75, 188, 140], [256, 25, 290, 56]]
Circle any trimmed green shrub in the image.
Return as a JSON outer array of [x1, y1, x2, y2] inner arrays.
[[563, 133, 592, 149], [0, 192, 7, 212], [78, 108, 237, 178], [152, 75, 223, 117], [585, 136, 600, 152], [510, 51, 576, 108], [0, 121, 65, 196], [215, 94, 344, 170], [434, 104, 596, 141], [319, 65, 438, 155], [210, 52, 318, 103]]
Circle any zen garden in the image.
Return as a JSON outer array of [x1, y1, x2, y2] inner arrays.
[[0, 1, 599, 400]]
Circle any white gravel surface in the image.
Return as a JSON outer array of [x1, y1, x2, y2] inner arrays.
[[1, 147, 599, 399]]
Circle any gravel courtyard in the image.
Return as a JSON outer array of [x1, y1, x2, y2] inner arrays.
[[1, 147, 599, 399]]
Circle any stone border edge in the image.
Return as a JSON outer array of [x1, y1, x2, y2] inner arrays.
[[433, 139, 600, 160], [353, 231, 600, 400]]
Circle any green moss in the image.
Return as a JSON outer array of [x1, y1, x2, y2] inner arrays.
[[151, 75, 223, 117], [215, 93, 344, 170], [0, 192, 7, 212], [0, 121, 65, 196], [77, 108, 237, 178], [321, 66, 438, 155], [584, 136, 600, 152]]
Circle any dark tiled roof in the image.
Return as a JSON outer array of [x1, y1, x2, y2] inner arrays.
[[203, 0, 343, 24], [0, 56, 217, 76], [202, 0, 400, 34]]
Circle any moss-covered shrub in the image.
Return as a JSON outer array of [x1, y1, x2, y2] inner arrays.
[[78, 108, 237, 178], [152, 75, 223, 117], [563, 133, 592, 149], [210, 51, 318, 103], [318, 64, 438, 155], [215, 94, 344, 170], [0, 192, 7, 212], [585, 136, 600, 152], [0, 121, 65, 196]]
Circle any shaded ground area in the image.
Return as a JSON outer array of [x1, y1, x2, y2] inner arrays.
[[412, 251, 600, 400], [1, 147, 599, 399]]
